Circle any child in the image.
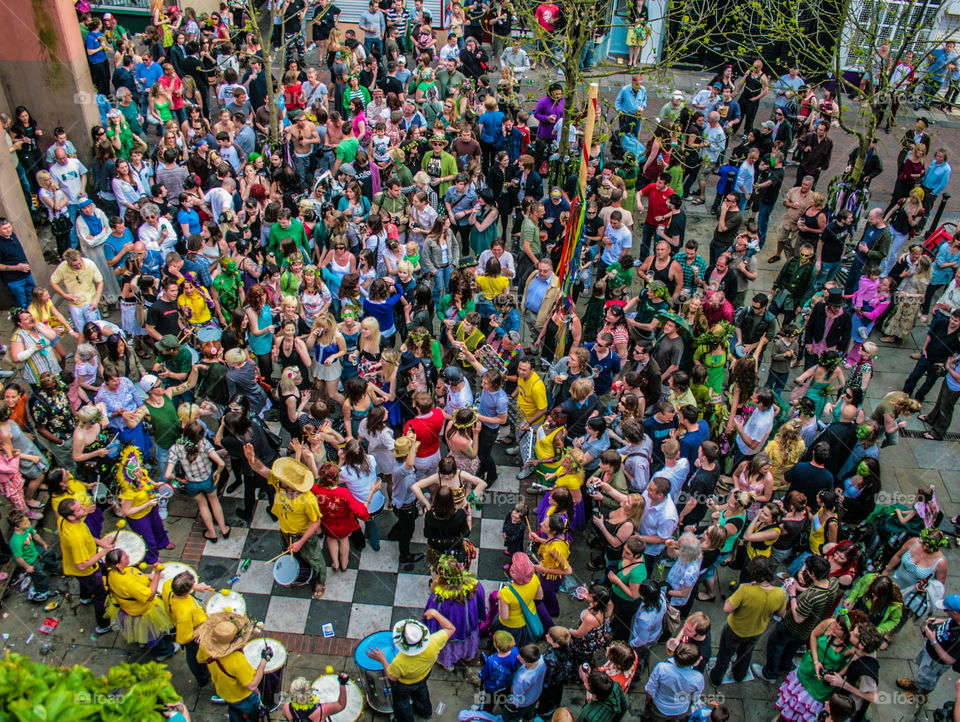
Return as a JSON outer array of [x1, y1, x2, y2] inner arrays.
[[766, 323, 799, 394], [370, 122, 391, 167], [505, 644, 546, 722], [598, 640, 638, 692], [848, 276, 896, 365], [537, 626, 573, 717], [283, 70, 306, 111], [160, 570, 214, 687], [358, 405, 395, 498], [668, 370, 697, 410], [502, 502, 529, 556], [582, 279, 608, 341], [9, 508, 58, 601], [604, 254, 635, 297], [690, 704, 731, 722], [478, 630, 520, 712], [389, 432, 424, 565], [404, 240, 422, 275], [515, 111, 531, 156], [689, 364, 713, 418]]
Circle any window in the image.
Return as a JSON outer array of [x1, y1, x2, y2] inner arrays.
[[845, 0, 942, 68]]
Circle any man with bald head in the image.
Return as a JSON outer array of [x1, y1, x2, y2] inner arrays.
[[49, 148, 88, 221], [800, 403, 860, 479]]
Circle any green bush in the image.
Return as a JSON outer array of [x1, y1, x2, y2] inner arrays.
[[0, 653, 181, 721]]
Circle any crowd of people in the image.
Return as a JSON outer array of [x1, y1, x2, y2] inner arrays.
[[2, 1, 960, 721]]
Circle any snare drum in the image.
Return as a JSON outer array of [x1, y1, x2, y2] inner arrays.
[[353, 631, 398, 714], [153, 482, 175, 500], [197, 325, 223, 344], [273, 553, 313, 587], [113, 530, 146, 566], [368, 489, 385, 515], [158, 562, 197, 587], [205, 589, 247, 616], [311, 675, 364, 722], [243, 638, 287, 710]]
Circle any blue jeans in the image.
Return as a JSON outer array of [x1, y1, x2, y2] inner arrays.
[[5, 275, 35, 307], [757, 202, 774, 247], [431, 266, 453, 307], [766, 369, 789, 395], [366, 512, 381, 549], [763, 619, 807, 678], [903, 355, 941, 402], [392, 676, 432, 722], [364, 37, 382, 55], [228, 692, 262, 722], [814, 261, 841, 290]]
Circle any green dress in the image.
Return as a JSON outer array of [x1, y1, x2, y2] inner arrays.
[[803, 379, 834, 419], [795, 633, 850, 702], [694, 345, 728, 395], [469, 207, 498, 256]]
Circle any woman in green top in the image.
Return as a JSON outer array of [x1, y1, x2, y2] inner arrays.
[[775, 611, 865, 722], [607, 536, 647, 643], [840, 573, 904, 645], [437, 272, 476, 326], [139, 366, 201, 475], [469, 189, 500, 257], [149, 82, 173, 124], [693, 324, 730, 395], [698, 491, 750, 602]]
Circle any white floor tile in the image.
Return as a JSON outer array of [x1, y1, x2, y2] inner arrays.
[[394, 572, 431, 608], [231, 560, 276, 595], [264, 595, 312, 634], [358, 541, 401, 572], [322, 568, 359, 602], [201, 527, 249, 558], [347, 603, 394, 640]]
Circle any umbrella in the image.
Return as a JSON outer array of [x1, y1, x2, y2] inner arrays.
[[654, 310, 692, 336]]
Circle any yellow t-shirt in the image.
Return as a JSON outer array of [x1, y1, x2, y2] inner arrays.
[[501, 577, 540, 628], [119, 482, 153, 520], [476, 274, 509, 300], [726, 583, 787, 638], [161, 580, 207, 645], [28, 299, 64, 329], [271, 489, 321, 536], [540, 538, 570, 579], [516, 373, 547, 424], [58, 516, 98, 577], [50, 259, 103, 307], [51, 476, 93, 512], [555, 472, 583, 491], [535, 427, 563, 461], [198, 648, 255, 703], [178, 291, 213, 326], [386, 630, 450, 684], [106, 567, 158, 616]]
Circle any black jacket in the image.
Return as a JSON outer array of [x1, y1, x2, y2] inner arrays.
[[505, 165, 543, 207], [847, 145, 884, 183], [803, 302, 852, 352]]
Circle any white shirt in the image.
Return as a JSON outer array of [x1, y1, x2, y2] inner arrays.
[[477, 249, 516, 279], [439, 44, 460, 63], [138, 218, 177, 257], [659, 459, 691, 502], [204, 186, 233, 223], [49, 158, 88, 203], [639, 493, 678, 556], [444, 382, 474, 416], [737, 405, 776, 456]]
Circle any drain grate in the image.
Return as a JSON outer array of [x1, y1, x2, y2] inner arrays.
[[899, 429, 960, 441]]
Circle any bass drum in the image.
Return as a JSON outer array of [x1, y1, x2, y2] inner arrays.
[[311, 675, 364, 722], [243, 638, 287, 711], [353, 630, 397, 714]]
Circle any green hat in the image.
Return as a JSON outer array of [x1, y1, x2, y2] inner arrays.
[[156, 334, 180, 352], [219, 258, 238, 274]]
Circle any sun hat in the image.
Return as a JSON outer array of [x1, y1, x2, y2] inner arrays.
[[196, 610, 256, 658], [392, 618, 431, 656], [269, 457, 315, 492], [394, 435, 413, 457], [429, 134, 449, 146]]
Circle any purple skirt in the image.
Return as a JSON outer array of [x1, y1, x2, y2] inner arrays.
[[424, 583, 486, 667], [85, 507, 104, 538]]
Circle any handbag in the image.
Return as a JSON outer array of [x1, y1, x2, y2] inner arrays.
[[50, 214, 72, 236], [660, 601, 682, 639], [506, 583, 544, 640]]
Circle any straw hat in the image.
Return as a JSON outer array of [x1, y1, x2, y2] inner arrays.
[[269, 457, 315, 492], [196, 611, 256, 658], [392, 618, 431, 656]]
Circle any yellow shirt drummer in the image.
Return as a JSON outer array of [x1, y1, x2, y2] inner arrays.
[[246, 450, 328, 600], [196, 610, 269, 714], [48, 468, 104, 538], [162, 570, 214, 687], [102, 548, 176, 658]]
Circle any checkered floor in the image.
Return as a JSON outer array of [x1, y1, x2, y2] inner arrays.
[[189, 471, 528, 640]]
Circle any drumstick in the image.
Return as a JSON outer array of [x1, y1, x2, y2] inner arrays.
[[263, 548, 296, 565], [111, 519, 127, 544]]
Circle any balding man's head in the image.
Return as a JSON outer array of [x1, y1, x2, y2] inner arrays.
[[839, 403, 858, 422], [221, 177, 237, 192], [54, 148, 68, 164]]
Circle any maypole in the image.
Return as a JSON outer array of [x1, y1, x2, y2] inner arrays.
[[554, 82, 599, 359]]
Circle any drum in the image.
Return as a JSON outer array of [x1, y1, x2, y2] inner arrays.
[[353, 631, 398, 714], [243, 638, 287, 711], [197, 325, 223, 344], [153, 482, 175, 501], [311, 675, 364, 722], [368, 489, 385, 514], [91, 483, 110, 504], [205, 589, 247, 616], [113, 530, 146, 566], [105, 436, 122, 458], [273, 553, 313, 587], [158, 562, 197, 587]]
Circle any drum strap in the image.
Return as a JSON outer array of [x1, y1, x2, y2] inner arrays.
[[209, 658, 238, 679]]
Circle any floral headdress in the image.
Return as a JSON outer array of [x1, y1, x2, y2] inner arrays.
[[117, 445, 152, 492], [432, 554, 479, 603], [452, 407, 478, 432], [694, 321, 733, 349], [920, 528, 948, 551]]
